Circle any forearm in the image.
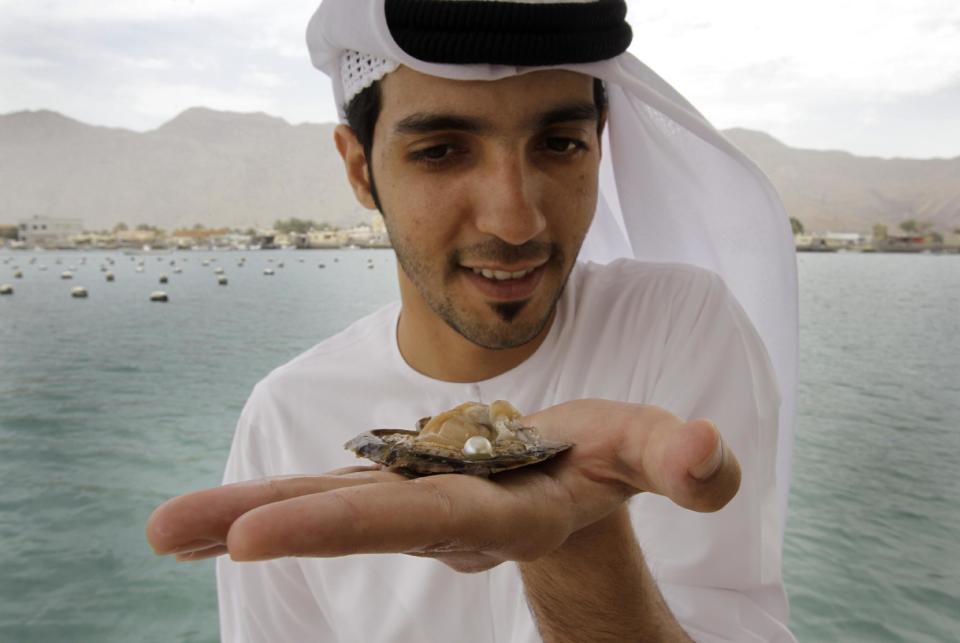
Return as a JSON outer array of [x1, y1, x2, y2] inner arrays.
[[519, 505, 692, 643]]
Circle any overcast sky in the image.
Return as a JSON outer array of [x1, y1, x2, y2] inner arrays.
[[2, 0, 958, 159]]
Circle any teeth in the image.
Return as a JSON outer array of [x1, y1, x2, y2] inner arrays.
[[471, 267, 534, 281]]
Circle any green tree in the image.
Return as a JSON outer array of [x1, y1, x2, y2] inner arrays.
[[113, 222, 128, 233], [274, 218, 316, 235], [899, 219, 918, 233], [193, 223, 206, 230], [789, 217, 804, 235]]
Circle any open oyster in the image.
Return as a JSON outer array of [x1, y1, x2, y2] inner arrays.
[[344, 400, 572, 476]]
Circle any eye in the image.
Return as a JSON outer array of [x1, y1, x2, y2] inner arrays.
[[411, 144, 454, 163], [543, 137, 586, 154]]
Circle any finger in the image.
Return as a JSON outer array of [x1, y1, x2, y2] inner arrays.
[[146, 470, 403, 555], [633, 416, 741, 512], [405, 550, 502, 573], [226, 472, 571, 562], [327, 465, 383, 476], [176, 544, 229, 562]]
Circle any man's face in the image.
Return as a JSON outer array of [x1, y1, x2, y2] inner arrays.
[[371, 67, 602, 350]]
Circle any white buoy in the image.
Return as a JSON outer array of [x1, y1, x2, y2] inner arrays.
[[71, 286, 89, 298], [159, 274, 168, 283], [318, 264, 326, 269], [61, 271, 73, 279], [218, 276, 228, 286], [277, 262, 284, 268], [173, 267, 182, 274], [14, 271, 22, 279], [106, 272, 115, 282], [150, 291, 169, 302], [263, 268, 275, 276], [39, 265, 48, 271], [214, 267, 224, 274], [0, 284, 13, 295], [202, 260, 210, 267]]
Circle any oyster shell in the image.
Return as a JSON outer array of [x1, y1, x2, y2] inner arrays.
[[344, 401, 572, 476]]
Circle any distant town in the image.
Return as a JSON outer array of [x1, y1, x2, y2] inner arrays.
[[0, 215, 391, 251], [1, 213, 959, 254], [790, 217, 960, 254]]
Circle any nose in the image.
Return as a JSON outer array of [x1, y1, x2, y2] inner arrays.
[[472, 149, 547, 246]]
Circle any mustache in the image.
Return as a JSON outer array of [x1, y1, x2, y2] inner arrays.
[[451, 240, 557, 268]]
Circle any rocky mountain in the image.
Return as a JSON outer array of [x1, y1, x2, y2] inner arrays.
[[723, 128, 960, 233], [1, 108, 958, 234], [0, 108, 370, 232]]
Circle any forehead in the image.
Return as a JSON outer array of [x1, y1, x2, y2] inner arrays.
[[378, 67, 595, 124]]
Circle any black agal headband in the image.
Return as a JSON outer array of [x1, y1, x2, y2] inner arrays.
[[385, 0, 632, 66]]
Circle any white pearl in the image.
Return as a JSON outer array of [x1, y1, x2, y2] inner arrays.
[[462, 436, 494, 459]]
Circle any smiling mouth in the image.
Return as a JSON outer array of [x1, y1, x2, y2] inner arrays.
[[469, 267, 538, 280], [460, 263, 547, 302]]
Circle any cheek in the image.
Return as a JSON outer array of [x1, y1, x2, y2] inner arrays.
[[547, 168, 597, 229], [377, 158, 461, 229]]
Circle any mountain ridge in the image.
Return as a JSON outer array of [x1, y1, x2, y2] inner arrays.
[[2, 108, 957, 233]]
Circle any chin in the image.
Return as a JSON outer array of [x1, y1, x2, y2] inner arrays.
[[449, 300, 554, 350]]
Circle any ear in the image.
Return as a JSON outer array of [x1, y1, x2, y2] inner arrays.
[[334, 124, 378, 210]]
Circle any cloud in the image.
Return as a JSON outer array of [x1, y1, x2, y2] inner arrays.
[[625, 0, 960, 157], [0, 0, 957, 156], [0, 0, 337, 130]]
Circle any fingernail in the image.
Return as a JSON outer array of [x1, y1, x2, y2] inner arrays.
[[690, 438, 723, 481]]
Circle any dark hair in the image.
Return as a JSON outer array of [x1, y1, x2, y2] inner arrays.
[[344, 77, 608, 212]]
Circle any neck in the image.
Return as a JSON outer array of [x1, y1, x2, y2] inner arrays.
[[395, 267, 555, 383]]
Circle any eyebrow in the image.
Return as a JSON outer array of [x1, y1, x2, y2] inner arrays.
[[534, 102, 599, 130], [392, 101, 600, 136]]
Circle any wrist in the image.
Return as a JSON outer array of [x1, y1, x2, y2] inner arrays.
[[519, 504, 691, 643]]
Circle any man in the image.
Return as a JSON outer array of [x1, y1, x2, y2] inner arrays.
[[147, 1, 799, 641]]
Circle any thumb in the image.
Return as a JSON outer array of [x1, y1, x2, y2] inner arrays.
[[638, 418, 741, 513]]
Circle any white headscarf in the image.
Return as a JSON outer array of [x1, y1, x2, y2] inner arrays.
[[306, 0, 798, 532]]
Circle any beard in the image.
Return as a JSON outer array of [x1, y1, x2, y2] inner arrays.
[[388, 230, 569, 350]]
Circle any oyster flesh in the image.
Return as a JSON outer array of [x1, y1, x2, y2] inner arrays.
[[344, 400, 572, 476]]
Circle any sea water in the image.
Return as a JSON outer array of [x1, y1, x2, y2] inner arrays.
[[1, 250, 957, 642]]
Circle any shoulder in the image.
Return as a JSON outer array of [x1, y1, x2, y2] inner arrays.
[[245, 301, 399, 413], [575, 258, 722, 294], [570, 258, 728, 320]]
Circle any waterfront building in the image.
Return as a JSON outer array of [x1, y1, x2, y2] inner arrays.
[[305, 229, 341, 249], [17, 215, 83, 248], [115, 229, 164, 249]]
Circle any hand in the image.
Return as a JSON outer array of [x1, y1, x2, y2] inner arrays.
[[146, 400, 740, 572]]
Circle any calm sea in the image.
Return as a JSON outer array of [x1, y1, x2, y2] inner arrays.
[[1, 250, 957, 642]]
